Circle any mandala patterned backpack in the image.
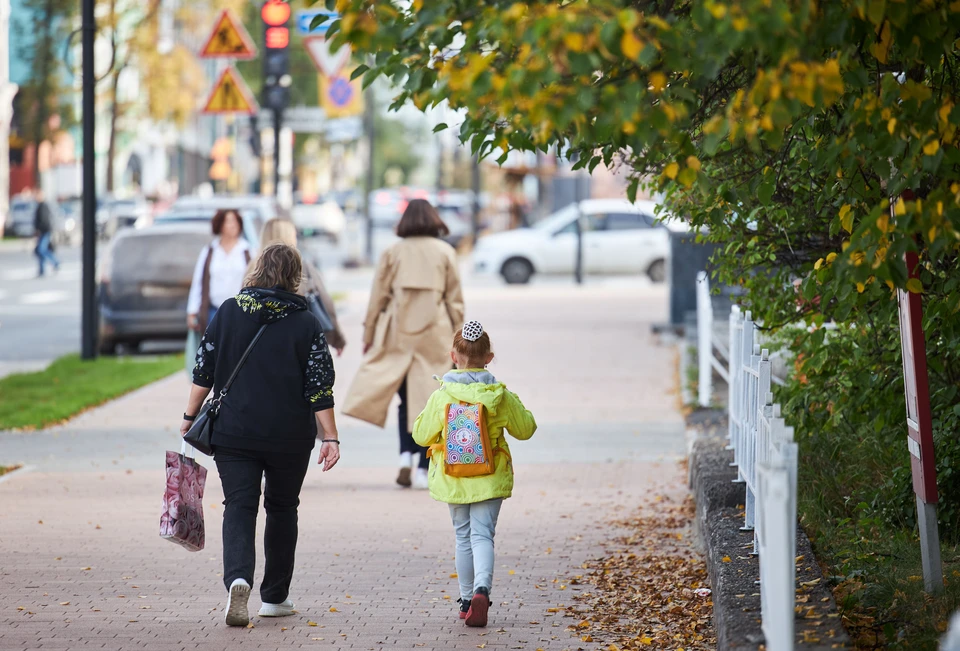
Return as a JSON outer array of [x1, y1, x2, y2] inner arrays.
[[440, 401, 496, 477]]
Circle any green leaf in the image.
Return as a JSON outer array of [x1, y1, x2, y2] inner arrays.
[[627, 178, 640, 203], [433, 123, 448, 133], [757, 180, 774, 206], [350, 65, 369, 81]]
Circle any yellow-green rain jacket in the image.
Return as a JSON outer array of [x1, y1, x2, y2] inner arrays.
[[412, 369, 537, 504]]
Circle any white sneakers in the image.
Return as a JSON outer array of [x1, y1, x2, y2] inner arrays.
[[225, 579, 298, 625], [258, 598, 297, 617], [413, 468, 429, 490], [224, 578, 251, 626]]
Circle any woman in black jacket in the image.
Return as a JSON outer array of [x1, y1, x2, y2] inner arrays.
[[179, 243, 341, 627]]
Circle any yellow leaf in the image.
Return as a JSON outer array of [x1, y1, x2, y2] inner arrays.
[[329, 607, 338, 612], [663, 162, 679, 179], [839, 204, 854, 233], [563, 32, 585, 53], [856, 282, 865, 293], [871, 20, 892, 64], [449, 573, 458, 578], [887, 118, 897, 135], [621, 32, 643, 59], [622, 122, 637, 135], [732, 16, 748, 31], [707, 3, 727, 19], [761, 114, 774, 131], [508, 570, 516, 575], [826, 252, 837, 264], [906, 278, 923, 294], [895, 199, 907, 216], [876, 214, 889, 233], [443, 595, 451, 600], [581, 635, 593, 642], [649, 71, 667, 93], [722, 555, 732, 563], [246, 622, 255, 629], [814, 258, 824, 270], [640, 637, 654, 645], [686, 155, 702, 172], [924, 140, 940, 156], [308, 621, 318, 626]]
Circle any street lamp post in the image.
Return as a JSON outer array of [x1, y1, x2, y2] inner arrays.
[[81, 0, 97, 360]]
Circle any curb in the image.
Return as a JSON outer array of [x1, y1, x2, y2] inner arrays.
[[688, 409, 851, 650], [0, 464, 34, 485]]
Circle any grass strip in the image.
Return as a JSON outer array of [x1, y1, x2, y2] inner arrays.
[[0, 354, 182, 431]]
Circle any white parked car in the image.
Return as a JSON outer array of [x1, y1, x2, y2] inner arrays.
[[291, 200, 347, 241], [472, 199, 684, 284]]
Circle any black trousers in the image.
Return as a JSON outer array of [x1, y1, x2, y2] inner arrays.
[[397, 378, 430, 469], [214, 445, 311, 604]]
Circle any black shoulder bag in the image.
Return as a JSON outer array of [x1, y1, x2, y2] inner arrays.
[[184, 324, 268, 455]]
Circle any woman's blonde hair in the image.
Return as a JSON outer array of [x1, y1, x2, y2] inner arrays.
[[260, 218, 298, 247], [244, 243, 302, 292]]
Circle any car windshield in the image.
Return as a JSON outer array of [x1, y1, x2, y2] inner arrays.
[[531, 205, 579, 233]]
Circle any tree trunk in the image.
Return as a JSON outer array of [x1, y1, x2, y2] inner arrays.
[[106, 65, 120, 193], [30, 0, 55, 184]]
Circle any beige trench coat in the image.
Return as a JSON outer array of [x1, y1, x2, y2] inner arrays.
[[342, 236, 464, 431]]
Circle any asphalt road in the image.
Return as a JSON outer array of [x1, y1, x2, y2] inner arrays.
[[0, 235, 348, 378]]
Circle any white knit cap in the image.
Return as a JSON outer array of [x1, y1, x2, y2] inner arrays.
[[461, 320, 484, 342]]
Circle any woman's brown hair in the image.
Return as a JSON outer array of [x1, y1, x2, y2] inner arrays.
[[243, 243, 302, 293], [212, 209, 244, 236], [453, 329, 493, 367], [395, 198, 449, 238]]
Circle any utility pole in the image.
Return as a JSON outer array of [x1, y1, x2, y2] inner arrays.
[[81, 0, 97, 359], [0, 0, 17, 237]]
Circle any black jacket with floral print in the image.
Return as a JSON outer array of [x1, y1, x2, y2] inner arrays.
[[193, 287, 335, 452]]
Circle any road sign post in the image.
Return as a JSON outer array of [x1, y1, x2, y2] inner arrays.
[[895, 197, 944, 593]]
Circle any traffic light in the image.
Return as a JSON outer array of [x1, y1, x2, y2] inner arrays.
[[262, 0, 290, 111]]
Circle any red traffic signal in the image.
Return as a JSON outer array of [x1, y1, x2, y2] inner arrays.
[[261, 1, 290, 27], [265, 26, 289, 48]]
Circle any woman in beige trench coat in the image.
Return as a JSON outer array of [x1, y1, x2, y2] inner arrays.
[[342, 199, 464, 489]]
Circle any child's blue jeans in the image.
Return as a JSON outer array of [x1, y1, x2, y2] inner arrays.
[[449, 498, 503, 601]]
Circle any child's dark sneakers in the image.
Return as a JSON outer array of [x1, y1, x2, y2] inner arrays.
[[458, 598, 471, 619], [464, 587, 489, 627]]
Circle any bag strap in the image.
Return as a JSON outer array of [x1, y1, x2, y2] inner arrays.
[[218, 323, 269, 398]]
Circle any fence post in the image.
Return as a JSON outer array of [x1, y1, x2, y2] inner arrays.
[[757, 461, 794, 651], [727, 306, 742, 449], [696, 271, 712, 408]]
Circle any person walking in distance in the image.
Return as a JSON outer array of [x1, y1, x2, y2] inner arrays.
[[33, 190, 59, 277], [180, 244, 341, 627], [342, 199, 464, 489], [412, 321, 537, 627]]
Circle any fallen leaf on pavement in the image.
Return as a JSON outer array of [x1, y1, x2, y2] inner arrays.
[[308, 621, 318, 626], [59, 602, 70, 606], [329, 607, 338, 612], [246, 623, 254, 629]]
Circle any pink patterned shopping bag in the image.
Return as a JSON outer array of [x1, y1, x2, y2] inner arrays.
[[159, 443, 207, 552]]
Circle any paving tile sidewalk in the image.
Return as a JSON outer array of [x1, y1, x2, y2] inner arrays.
[[0, 280, 691, 651]]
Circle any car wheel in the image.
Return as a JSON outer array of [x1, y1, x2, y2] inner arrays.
[[647, 259, 666, 283], [501, 257, 534, 285]]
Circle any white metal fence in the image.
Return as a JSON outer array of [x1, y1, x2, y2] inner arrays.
[[696, 272, 800, 651]]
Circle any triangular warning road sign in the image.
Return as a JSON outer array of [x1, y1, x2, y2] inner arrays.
[[200, 9, 257, 59], [304, 36, 351, 77], [202, 67, 258, 115]]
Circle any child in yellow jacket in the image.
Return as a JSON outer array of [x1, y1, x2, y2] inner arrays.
[[413, 320, 537, 628]]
